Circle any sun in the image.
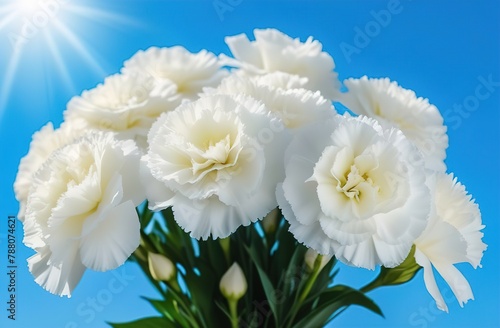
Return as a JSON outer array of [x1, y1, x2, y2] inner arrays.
[[0, 0, 139, 120], [16, 0, 40, 15]]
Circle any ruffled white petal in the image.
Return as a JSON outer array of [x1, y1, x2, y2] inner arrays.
[[64, 72, 180, 146], [80, 200, 140, 271], [22, 132, 144, 296], [122, 46, 227, 100], [433, 173, 486, 267], [414, 248, 448, 312], [340, 76, 448, 172], [207, 74, 335, 129], [143, 94, 290, 239], [140, 156, 176, 211], [171, 195, 250, 240], [277, 183, 338, 255], [28, 244, 86, 297], [434, 261, 474, 308], [251, 72, 308, 90], [279, 114, 429, 269], [222, 28, 340, 99], [414, 172, 486, 311], [14, 121, 85, 220]]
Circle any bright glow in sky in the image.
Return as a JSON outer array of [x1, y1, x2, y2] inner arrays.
[[0, 0, 136, 120], [16, 0, 41, 15]]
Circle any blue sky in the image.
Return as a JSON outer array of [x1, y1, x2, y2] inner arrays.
[[0, 0, 498, 327]]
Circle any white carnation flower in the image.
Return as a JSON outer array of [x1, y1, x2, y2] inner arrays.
[[340, 76, 448, 172], [277, 115, 430, 269], [14, 121, 86, 221], [142, 94, 290, 240], [122, 46, 227, 100], [207, 74, 335, 129], [250, 71, 308, 90], [414, 173, 486, 312], [64, 72, 180, 146], [23, 132, 144, 296], [222, 28, 340, 99]]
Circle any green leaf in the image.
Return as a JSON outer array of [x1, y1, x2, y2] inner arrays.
[[292, 286, 383, 328], [271, 221, 300, 281], [305, 257, 337, 306], [279, 246, 306, 296], [142, 297, 171, 317], [214, 299, 233, 321], [206, 238, 228, 277], [184, 266, 219, 328], [108, 316, 173, 328], [244, 244, 281, 326], [321, 286, 383, 314], [142, 297, 190, 327], [138, 202, 155, 231]]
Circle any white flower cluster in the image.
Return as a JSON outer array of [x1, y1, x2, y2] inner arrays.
[[15, 28, 485, 312]]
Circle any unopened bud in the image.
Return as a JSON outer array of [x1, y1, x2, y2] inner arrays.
[[219, 262, 247, 301], [262, 208, 280, 234], [305, 248, 332, 272], [148, 252, 176, 282]]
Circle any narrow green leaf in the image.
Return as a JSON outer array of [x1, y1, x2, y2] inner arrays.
[[279, 246, 306, 296], [138, 202, 155, 231], [329, 287, 383, 316], [305, 257, 337, 306], [205, 238, 227, 277], [142, 297, 190, 327], [272, 221, 300, 279], [244, 244, 280, 326], [184, 267, 219, 328], [292, 286, 383, 328], [108, 316, 173, 328]]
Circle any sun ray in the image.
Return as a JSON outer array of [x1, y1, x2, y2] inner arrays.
[[51, 18, 108, 78], [0, 3, 17, 14], [42, 30, 76, 94], [63, 4, 143, 28], [0, 10, 19, 32], [0, 46, 22, 121], [0, 1, 141, 122]]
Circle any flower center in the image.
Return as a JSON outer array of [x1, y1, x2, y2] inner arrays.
[[333, 164, 378, 202], [192, 135, 233, 175], [335, 165, 361, 201]]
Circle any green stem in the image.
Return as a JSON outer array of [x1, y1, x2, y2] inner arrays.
[[360, 278, 383, 293], [298, 255, 323, 304], [167, 286, 202, 328], [168, 278, 181, 293], [228, 299, 239, 328], [220, 237, 231, 265], [286, 255, 324, 328], [139, 230, 158, 253]]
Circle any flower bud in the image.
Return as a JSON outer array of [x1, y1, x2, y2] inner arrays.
[[148, 252, 176, 282], [305, 248, 332, 272], [262, 208, 280, 234], [219, 263, 247, 301]]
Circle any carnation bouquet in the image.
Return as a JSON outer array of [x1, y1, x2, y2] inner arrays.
[[14, 28, 486, 327]]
